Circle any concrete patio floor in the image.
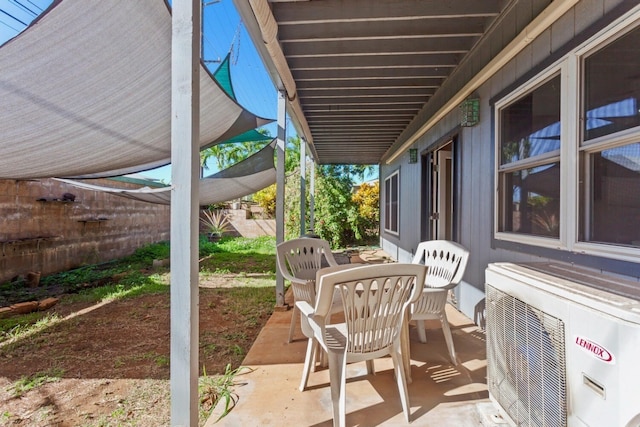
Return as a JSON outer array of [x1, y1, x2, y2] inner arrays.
[[207, 280, 506, 427]]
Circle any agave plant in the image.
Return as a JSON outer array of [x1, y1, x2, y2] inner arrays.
[[200, 209, 231, 240]]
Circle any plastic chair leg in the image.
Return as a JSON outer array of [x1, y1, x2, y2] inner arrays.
[[391, 340, 412, 423], [416, 319, 427, 343], [365, 359, 375, 375], [317, 345, 328, 368], [440, 314, 457, 365], [328, 350, 347, 427], [312, 342, 323, 371], [288, 305, 299, 343], [299, 338, 316, 391]]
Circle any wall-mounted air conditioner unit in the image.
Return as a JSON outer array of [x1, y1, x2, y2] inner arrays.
[[485, 262, 640, 427]]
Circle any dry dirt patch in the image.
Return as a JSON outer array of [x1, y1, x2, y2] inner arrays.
[[0, 287, 273, 426]]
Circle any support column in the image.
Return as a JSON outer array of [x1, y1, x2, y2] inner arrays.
[[299, 139, 306, 236], [170, 1, 200, 426], [309, 159, 315, 232], [275, 89, 286, 307]]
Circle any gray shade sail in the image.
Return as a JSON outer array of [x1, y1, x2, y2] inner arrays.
[[199, 139, 276, 205], [0, 0, 271, 179], [56, 140, 276, 205]]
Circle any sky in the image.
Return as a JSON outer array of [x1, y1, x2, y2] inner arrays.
[[0, 0, 282, 183], [0, 0, 51, 43]]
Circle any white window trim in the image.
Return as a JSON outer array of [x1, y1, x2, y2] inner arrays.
[[494, 65, 566, 250], [494, 6, 640, 262], [561, 54, 580, 249], [574, 126, 640, 263], [384, 170, 400, 236]]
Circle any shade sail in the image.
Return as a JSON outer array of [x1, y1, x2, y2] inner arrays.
[[57, 140, 276, 205], [212, 52, 272, 146], [213, 52, 237, 100], [199, 140, 276, 205], [0, 0, 271, 179]]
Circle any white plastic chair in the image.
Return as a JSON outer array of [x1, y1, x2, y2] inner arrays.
[[410, 240, 469, 365], [276, 237, 340, 343], [297, 263, 427, 427]]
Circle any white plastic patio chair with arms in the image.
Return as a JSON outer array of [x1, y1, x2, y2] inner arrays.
[[410, 240, 469, 365], [297, 263, 427, 427], [276, 237, 341, 343]]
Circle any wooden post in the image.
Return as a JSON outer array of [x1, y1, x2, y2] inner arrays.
[[310, 159, 315, 232], [170, 0, 200, 425], [275, 89, 286, 307], [299, 138, 306, 236]]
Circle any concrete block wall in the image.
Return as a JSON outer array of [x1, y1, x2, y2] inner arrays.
[[0, 178, 170, 283], [225, 208, 275, 238]]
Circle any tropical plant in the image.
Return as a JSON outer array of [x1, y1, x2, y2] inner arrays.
[[200, 129, 272, 173], [199, 364, 253, 422], [282, 159, 380, 248], [200, 209, 232, 238], [253, 184, 276, 217], [312, 165, 358, 248], [528, 195, 559, 236], [350, 181, 380, 241], [249, 133, 380, 247]]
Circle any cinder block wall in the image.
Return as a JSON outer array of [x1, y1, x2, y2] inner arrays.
[[0, 178, 170, 283], [226, 208, 275, 238]]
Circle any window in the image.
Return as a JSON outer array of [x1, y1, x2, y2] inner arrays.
[[582, 28, 640, 141], [497, 75, 561, 239], [579, 27, 640, 248], [384, 171, 399, 234], [495, 11, 640, 261]]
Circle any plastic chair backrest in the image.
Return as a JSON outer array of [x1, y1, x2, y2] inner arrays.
[[411, 240, 469, 288], [315, 263, 426, 353], [277, 237, 337, 280]]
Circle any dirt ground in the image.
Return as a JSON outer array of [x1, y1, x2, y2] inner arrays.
[[0, 284, 273, 426]]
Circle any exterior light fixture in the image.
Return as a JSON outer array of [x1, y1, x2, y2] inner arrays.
[[460, 98, 480, 127], [409, 148, 418, 164]]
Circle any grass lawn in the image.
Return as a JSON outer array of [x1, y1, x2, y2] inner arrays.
[[0, 235, 277, 426]]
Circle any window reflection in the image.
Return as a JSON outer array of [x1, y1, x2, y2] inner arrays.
[[500, 76, 561, 165], [384, 173, 399, 233], [584, 143, 640, 246], [500, 163, 560, 238], [584, 28, 640, 140]]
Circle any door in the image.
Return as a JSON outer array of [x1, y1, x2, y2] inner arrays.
[[423, 140, 454, 241]]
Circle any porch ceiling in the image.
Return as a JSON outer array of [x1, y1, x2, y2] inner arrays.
[[237, 0, 509, 165]]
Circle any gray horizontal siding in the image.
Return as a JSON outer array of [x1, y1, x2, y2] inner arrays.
[[380, 0, 639, 321]]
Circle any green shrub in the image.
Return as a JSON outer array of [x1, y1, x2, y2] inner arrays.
[[253, 184, 276, 218]]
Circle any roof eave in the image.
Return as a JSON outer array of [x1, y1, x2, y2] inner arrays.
[[232, 0, 319, 161]]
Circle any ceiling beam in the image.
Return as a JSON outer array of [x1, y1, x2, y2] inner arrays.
[[304, 111, 416, 118], [288, 53, 461, 70], [294, 69, 449, 81], [272, 0, 501, 24], [310, 121, 412, 127], [297, 77, 443, 93], [301, 98, 429, 107], [284, 36, 476, 57], [301, 91, 429, 99], [313, 136, 402, 141], [278, 18, 487, 42], [304, 107, 421, 114]]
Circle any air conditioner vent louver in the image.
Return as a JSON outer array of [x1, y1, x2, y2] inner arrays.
[[487, 284, 567, 427]]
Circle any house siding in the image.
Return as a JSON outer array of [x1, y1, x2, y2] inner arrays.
[[381, 0, 639, 322]]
